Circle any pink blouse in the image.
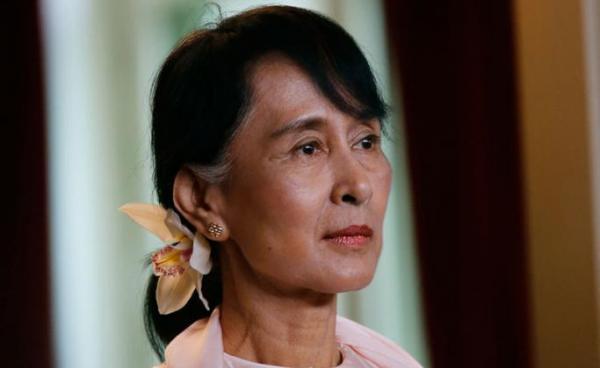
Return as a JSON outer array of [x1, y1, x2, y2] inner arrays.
[[155, 307, 423, 368]]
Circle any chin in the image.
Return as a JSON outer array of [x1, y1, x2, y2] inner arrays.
[[315, 268, 377, 294]]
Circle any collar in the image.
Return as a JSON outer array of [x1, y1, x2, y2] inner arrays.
[[163, 307, 422, 368]]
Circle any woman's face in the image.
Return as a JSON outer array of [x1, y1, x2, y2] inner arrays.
[[219, 55, 392, 295]]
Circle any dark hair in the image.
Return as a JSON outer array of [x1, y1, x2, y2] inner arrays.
[[146, 4, 388, 359]]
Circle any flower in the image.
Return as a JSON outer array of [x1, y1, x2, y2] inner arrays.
[[119, 203, 212, 314]]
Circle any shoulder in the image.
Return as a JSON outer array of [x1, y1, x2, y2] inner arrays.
[[335, 315, 423, 368], [151, 309, 224, 368]]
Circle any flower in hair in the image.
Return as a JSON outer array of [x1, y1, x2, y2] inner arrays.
[[119, 203, 212, 314]]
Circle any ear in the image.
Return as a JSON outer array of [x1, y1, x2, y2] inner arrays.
[[172, 166, 230, 241]]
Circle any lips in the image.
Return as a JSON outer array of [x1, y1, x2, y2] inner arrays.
[[324, 225, 373, 239], [323, 225, 373, 249]]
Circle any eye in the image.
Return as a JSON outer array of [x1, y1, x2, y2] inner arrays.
[[356, 134, 381, 150], [295, 141, 321, 156]]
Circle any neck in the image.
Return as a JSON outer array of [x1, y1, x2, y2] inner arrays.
[[219, 246, 341, 368]]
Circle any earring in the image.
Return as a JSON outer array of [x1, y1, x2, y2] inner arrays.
[[207, 222, 224, 238]]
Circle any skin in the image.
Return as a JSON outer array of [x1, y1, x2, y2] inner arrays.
[[174, 54, 392, 368]]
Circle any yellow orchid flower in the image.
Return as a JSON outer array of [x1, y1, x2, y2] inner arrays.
[[119, 203, 212, 314]]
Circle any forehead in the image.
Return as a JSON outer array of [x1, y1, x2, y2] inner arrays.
[[244, 54, 337, 127]]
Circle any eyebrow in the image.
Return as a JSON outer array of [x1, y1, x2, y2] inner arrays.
[[269, 116, 376, 140], [269, 116, 324, 140]]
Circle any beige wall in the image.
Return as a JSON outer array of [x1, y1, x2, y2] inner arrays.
[[513, 0, 600, 366], [583, 0, 600, 358]]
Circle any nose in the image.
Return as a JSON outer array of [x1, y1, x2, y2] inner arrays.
[[330, 149, 373, 206]]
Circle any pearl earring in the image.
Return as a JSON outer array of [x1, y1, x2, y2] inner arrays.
[[207, 222, 224, 238]]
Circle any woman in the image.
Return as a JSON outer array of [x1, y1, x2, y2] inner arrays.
[[121, 5, 423, 368]]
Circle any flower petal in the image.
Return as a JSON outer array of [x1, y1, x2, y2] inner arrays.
[[119, 203, 181, 243], [151, 245, 190, 276], [171, 237, 192, 251], [189, 232, 212, 275], [155, 268, 196, 314], [165, 209, 194, 239], [196, 273, 210, 311]]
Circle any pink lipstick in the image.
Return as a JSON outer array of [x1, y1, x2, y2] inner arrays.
[[324, 225, 373, 249]]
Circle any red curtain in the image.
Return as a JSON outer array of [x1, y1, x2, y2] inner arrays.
[[384, 2, 531, 367], [1, 1, 52, 366]]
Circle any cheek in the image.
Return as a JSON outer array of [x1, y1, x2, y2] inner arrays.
[[259, 165, 328, 235], [271, 172, 325, 218], [372, 156, 393, 213], [223, 163, 329, 274], [383, 165, 393, 202]]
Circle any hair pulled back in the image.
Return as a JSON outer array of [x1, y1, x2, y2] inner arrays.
[[146, 5, 388, 359]]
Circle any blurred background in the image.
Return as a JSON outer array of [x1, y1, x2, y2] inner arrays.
[[5, 0, 600, 367]]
